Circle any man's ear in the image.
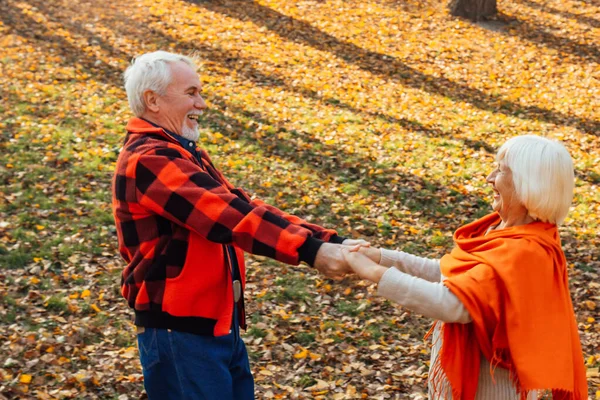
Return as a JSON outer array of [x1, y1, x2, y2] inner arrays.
[[143, 90, 160, 113]]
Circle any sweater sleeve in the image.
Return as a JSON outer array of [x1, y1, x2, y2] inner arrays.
[[377, 268, 472, 323], [380, 249, 441, 282]]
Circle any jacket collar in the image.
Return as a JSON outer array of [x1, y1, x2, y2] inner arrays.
[[126, 117, 193, 147]]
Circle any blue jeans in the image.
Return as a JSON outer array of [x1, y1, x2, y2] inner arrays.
[[137, 325, 254, 399]]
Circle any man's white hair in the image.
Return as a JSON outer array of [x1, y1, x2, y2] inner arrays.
[[124, 51, 198, 117], [497, 135, 574, 225]]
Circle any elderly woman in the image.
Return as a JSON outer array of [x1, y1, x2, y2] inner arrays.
[[342, 135, 588, 399]]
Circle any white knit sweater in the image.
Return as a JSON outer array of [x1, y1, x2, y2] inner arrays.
[[376, 249, 537, 399]]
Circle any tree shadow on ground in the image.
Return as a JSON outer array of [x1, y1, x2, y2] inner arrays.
[[0, 2, 123, 87], [160, 33, 497, 155], [518, 0, 600, 30], [496, 11, 600, 64], [5, 0, 596, 186], [188, 0, 599, 136], [371, 0, 439, 13], [201, 93, 491, 229]]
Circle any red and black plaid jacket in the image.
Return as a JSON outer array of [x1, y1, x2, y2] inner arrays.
[[112, 118, 343, 336]]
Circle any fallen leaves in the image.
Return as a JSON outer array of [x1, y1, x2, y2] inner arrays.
[[0, 0, 598, 398]]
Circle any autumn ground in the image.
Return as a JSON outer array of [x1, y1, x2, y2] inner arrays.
[[0, 0, 598, 398]]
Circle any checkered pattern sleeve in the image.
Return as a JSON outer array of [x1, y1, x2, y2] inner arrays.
[[249, 199, 344, 243], [133, 148, 323, 265]]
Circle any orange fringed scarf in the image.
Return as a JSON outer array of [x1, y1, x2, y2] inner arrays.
[[433, 212, 587, 400]]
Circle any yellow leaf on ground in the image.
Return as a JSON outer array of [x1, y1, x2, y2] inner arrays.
[[121, 347, 137, 359], [58, 357, 70, 365], [588, 356, 596, 365], [294, 348, 308, 359], [275, 309, 290, 320], [19, 374, 32, 384]]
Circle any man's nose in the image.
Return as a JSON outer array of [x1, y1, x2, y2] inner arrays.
[[196, 96, 207, 109]]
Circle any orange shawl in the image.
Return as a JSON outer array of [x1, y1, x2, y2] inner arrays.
[[433, 212, 587, 400]]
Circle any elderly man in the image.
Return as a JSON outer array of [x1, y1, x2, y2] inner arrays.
[[111, 51, 362, 399]]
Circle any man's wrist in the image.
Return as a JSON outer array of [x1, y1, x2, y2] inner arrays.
[[298, 236, 325, 267], [330, 235, 346, 244]]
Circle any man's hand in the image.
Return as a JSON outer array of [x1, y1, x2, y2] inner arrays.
[[314, 242, 352, 280], [341, 248, 388, 283], [342, 238, 370, 248]]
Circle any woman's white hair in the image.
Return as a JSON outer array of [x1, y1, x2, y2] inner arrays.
[[497, 135, 574, 225], [124, 51, 198, 117]]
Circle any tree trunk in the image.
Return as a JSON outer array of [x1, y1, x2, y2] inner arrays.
[[448, 0, 497, 21]]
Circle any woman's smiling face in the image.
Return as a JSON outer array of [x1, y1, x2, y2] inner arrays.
[[485, 159, 522, 220]]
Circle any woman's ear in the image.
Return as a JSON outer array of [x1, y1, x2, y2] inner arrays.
[[143, 90, 160, 113]]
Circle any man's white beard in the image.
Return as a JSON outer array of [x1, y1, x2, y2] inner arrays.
[[181, 123, 200, 142]]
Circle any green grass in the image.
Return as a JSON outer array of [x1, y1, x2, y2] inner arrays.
[[294, 332, 316, 346], [1, 249, 31, 269], [247, 327, 268, 338], [334, 300, 364, 317], [366, 324, 383, 341], [45, 296, 69, 314], [0, 0, 597, 397], [298, 375, 317, 388], [274, 275, 312, 302]]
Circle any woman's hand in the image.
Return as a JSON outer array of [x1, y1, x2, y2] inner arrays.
[[348, 245, 381, 264], [342, 238, 371, 248], [341, 248, 388, 284]]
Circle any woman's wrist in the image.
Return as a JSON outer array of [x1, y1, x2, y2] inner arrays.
[[370, 265, 388, 284], [359, 247, 382, 264]]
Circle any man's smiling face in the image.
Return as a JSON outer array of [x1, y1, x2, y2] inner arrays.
[[154, 61, 207, 141]]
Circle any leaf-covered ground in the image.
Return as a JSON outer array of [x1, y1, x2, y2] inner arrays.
[[0, 0, 598, 398]]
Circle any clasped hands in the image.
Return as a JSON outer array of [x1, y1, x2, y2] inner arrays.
[[314, 239, 388, 283]]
